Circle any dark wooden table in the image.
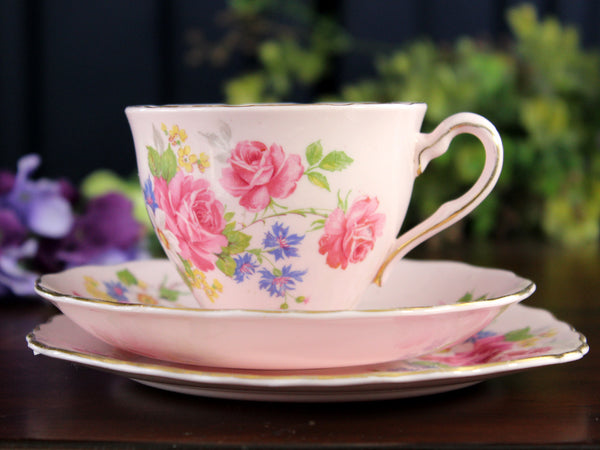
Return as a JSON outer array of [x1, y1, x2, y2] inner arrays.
[[1, 242, 599, 449]]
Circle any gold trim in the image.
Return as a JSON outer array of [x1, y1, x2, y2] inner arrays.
[[126, 102, 425, 110], [26, 311, 588, 384], [34, 274, 535, 317], [373, 121, 503, 286]]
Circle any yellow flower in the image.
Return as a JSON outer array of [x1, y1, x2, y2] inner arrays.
[[137, 293, 158, 305], [177, 262, 221, 303], [161, 123, 168, 133], [178, 146, 197, 172], [204, 286, 218, 303], [167, 124, 188, 145], [169, 124, 180, 139], [178, 127, 188, 142], [83, 276, 112, 301], [197, 152, 210, 173], [183, 267, 206, 290]]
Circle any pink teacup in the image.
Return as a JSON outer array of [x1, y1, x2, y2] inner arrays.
[[126, 103, 502, 311]]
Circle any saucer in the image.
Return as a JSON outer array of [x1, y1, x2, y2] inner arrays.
[[35, 259, 535, 370], [27, 305, 588, 402]]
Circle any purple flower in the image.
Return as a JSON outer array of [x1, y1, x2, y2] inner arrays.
[[233, 253, 259, 283], [0, 154, 74, 296], [262, 222, 304, 261], [0, 155, 148, 297], [143, 178, 158, 212], [57, 192, 146, 267], [0, 208, 36, 295], [258, 265, 307, 298], [0, 208, 28, 247], [0, 171, 15, 195], [0, 239, 38, 296], [3, 154, 74, 239]]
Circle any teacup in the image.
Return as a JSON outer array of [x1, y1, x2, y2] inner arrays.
[[126, 103, 502, 311]]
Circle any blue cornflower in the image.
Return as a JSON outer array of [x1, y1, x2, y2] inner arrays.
[[468, 330, 496, 343], [233, 253, 259, 283], [262, 222, 304, 261], [143, 178, 158, 212], [104, 280, 129, 302], [258, 265, 307, 298]]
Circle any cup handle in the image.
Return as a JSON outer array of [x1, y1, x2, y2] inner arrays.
[[373, 112, 503, 286]]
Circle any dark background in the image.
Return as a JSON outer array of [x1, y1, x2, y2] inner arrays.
[[1, 0, 598, 182]]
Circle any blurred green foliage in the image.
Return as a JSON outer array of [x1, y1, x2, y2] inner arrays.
[[221, 0, 350, 102], [195, 3, 600, 247]]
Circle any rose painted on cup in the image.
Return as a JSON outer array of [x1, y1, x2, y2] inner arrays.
[[127, 104, 503, 310], [220, 141, 304, 212], [152, 172, 227, 272], [318, 196, 386, 270]]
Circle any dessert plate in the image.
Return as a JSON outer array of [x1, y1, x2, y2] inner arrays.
[[27, 305, 588, 402], [34, 259, 535, 370]]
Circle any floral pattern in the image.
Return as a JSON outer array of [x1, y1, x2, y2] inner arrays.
[[143, 123, 387, 309], [398, 326, 557, 370], [318, 196, 385, 269], [78, 268, 189, 306], [220, 141, 304, 212], [153, 173, 227, 272]]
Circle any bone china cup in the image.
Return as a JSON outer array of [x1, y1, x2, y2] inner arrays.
[[126, 103, 503, 311]]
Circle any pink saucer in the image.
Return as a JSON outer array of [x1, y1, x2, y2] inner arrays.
[[27, 305, 587, 402], [35, 259, 535, 370]]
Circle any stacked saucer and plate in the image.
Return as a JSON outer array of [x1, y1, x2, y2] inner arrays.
[[27, 104, 588, 402]]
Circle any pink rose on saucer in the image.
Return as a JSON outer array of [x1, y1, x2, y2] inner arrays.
[[318, 196, 385, 269], [421, 333, 553, 366], [220, 141, 304, 212], [153, 172, 227, 271]]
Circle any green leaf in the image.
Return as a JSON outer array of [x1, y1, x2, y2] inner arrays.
[[224, 211, 235, 222], [247, 248, 263, 263], [306, 140, 323, 166], [504, 327, 533, 342], [216, 255, 237, 277], [177, 258, 196, 288], [117, 269, 138, 286], [295, 296, 306, 303], [319, 151, 354, 172], [309, 219, 325, 231], [223, 228, 252, 254], [457, 292, 473, 303], [337, 190, 351, 211], [228, 232, 252, 254], [159, 286, 181, 302], [181, 258, 193, 276], [160, 146, 178, 182], [307, 172, 330, 191], [223, 222, 237, 234], [457, 291, 487, 303], [147, 146, 160, 177]]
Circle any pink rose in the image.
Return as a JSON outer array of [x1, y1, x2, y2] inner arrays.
[[422, 335, 514, 366], [220, 141, 304, 212], [318, 196, 386, 269], [153, 172, 227, 271]]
